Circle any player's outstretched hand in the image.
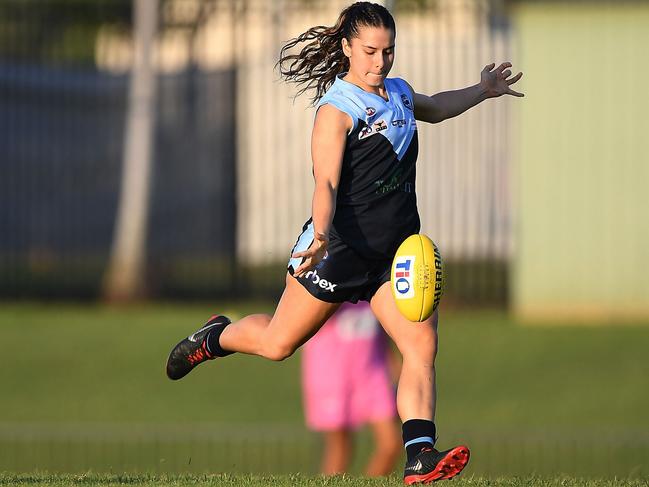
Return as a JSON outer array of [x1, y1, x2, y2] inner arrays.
[[481, 62, 524, 98], [292, 233, 328, 278]]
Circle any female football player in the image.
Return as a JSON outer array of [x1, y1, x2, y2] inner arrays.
[[167, 2, 523, 483]]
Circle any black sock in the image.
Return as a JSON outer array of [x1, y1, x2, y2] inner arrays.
[[205, 322, 234, 357], [402, 419, 436, 461]]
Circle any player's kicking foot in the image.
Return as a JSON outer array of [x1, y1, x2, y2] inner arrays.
[[403, 445, 470, 484], [166, 315, 231, 380]]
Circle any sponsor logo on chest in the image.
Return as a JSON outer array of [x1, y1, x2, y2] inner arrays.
[[358, 119, 388, 140]]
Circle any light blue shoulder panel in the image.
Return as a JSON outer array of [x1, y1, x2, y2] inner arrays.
[[316, 80, 366, 132], [316, 75, 417, 160]]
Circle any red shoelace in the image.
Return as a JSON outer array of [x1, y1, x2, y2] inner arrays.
[[187, 343, 212, 365]]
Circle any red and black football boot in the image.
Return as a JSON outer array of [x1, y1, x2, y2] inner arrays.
[[166, 315, 231, 380], [403, 445, 470, 484]]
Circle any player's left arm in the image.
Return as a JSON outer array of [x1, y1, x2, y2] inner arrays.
[[405, 62, 524, 124]]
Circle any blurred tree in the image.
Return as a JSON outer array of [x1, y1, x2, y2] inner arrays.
[[0, 0, 131, 65], [102, 0, 158, 302], [103, 0, 218, 302]]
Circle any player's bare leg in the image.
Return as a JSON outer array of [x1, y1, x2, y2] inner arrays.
[[219, 272, 340, 360], [370, 282, 469, 483], [370, 282, 438, 420], [166, 273, 339, 380]]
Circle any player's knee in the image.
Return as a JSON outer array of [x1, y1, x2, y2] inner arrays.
[[261, 341, 296, 361], [403, 328, 438, 365]]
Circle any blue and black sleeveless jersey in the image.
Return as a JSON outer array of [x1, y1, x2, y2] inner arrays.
[[317, 74, 420, 260]]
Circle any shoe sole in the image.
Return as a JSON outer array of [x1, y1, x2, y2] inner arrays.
[[404, 446, 470, 484]]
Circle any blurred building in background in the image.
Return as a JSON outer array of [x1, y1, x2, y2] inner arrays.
[[1, 0, 647, 319], [511, 1, 649, 322]]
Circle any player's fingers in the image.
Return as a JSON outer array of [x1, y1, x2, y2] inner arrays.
[[483, 62, 495, 72], [507, 88, 525, 97], [293, 261, 311, 277], [502, 69, 512, 79], [497, 62, 512, 73], [291, 249, 316, 259], [507, 72, 523, 84]]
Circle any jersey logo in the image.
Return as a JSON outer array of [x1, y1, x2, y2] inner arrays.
[[358, 119, 388, 140], [374, 119, 387, 132], [365, 107, 376, 117], [401, 93, 413, 110], [392, 119, 407, 128]]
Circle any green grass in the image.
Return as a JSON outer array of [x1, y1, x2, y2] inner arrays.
[[1, 303, 647, 426], [0, 473, 647, 487], [0, 303, 648, 477]]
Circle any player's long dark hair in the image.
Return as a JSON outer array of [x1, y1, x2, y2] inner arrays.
[[277, 2, 395, 105]]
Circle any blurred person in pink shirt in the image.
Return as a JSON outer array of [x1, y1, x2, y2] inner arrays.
[[302, 301, 402, 476]]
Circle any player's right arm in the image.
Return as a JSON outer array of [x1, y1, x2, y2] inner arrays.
[[292, 104, 350, 277]]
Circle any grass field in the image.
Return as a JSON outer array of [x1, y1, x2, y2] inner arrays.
[[0, 303, 647, 479], [1, 473, 648, 487]]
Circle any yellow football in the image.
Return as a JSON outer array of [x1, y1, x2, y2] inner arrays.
[[391, 234, 444, 322]]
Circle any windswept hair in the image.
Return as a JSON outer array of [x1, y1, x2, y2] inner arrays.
[[277, 2, 396, 105]]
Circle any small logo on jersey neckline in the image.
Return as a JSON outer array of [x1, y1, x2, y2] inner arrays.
[[401, 93, 413, 110], [365, 107, 376, 117]]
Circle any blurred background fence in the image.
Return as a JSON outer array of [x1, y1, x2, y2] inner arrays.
[[0, 0, 514, 304], [1, 0, 238, 299]]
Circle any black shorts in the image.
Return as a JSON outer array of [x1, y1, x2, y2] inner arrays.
[[287, 219, 391, 303]]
